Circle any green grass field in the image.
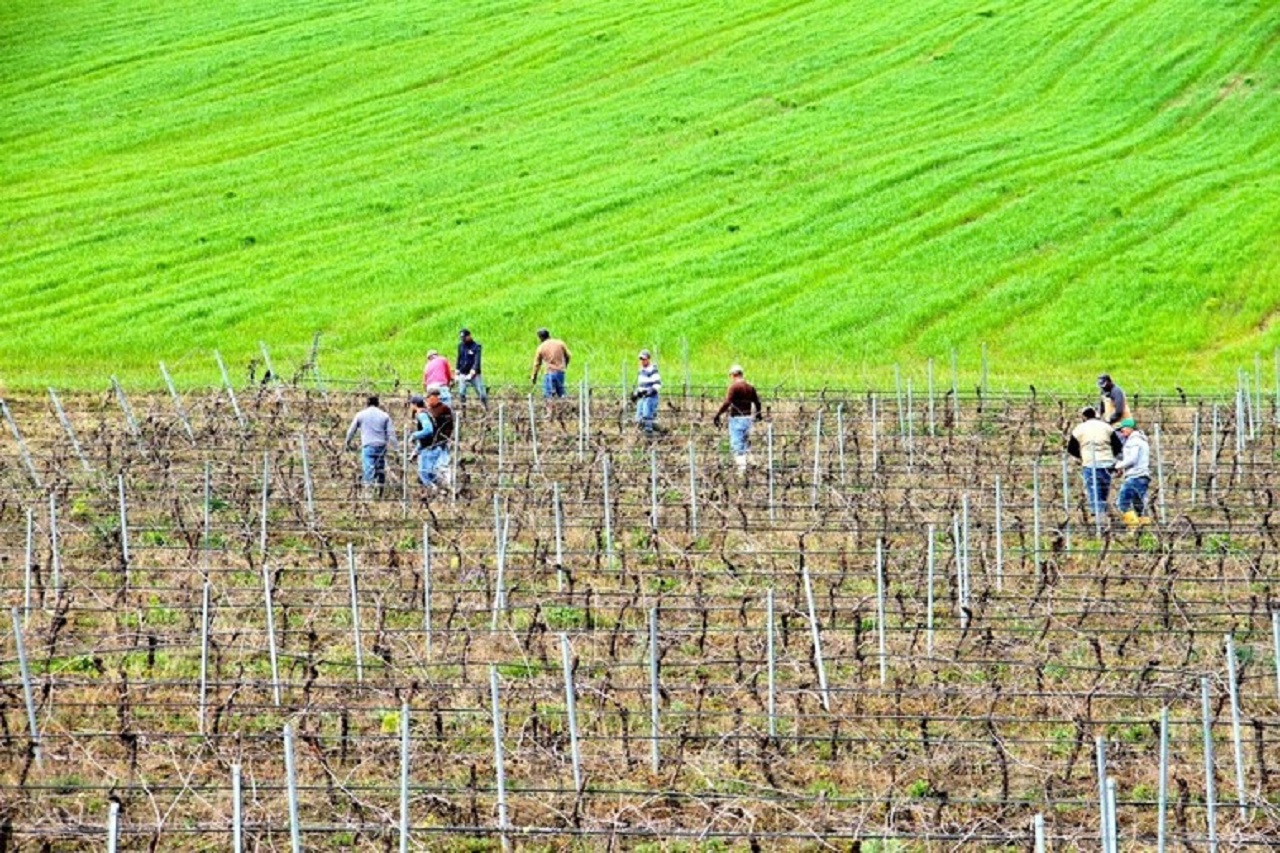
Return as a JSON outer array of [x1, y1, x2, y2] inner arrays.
[[2, 0, 1278, 392]]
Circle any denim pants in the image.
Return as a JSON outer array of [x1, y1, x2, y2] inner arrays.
[[417, 446, 449, 486], [729, 416, 753, 456], [361, 444, 388, 485], [458, 374, 488, 403], [1116, 476, 1150, 515], [543, 371, 567, 399], [635, 394, 658, 431], [1081, 466, 1113, 515]]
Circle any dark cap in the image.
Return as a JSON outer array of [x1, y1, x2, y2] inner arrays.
[[410, 395, 425, 407], [1081, 406, 1097, 419], [1097, 373, 1112, 387], [459, 328, 471, 337], [537, 327, 550, 340]]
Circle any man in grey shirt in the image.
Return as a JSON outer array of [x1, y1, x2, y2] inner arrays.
[[344, 395, 397, 489]]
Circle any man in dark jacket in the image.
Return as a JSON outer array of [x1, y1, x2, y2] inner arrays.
[[713, 365, 763, 473], [455, 328, 488, 410]]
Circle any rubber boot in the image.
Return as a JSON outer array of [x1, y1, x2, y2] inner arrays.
[[1122, 510, 1139, 530]]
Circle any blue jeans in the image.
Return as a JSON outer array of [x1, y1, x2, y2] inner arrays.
[[417, 446, 449, 486], [1116, 476, 1149, 515], [1082, 466, 1112, 516], [543, 371, 566, 399], [361, 444, 387, 485], [729, 416, 753, 456], [635, 394, 658, 431], [458, 374, 488, 404]]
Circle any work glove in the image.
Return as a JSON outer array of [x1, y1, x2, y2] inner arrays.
[[713, 416, 722, 428]]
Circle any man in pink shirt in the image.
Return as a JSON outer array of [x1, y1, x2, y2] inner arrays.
[[422, 349, 454, 404]]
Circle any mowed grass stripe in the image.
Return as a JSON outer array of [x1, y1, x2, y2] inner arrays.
[[0, 0, 1276, 389]]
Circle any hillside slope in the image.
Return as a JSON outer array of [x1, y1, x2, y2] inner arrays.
[[2, 0, 1278, 391]]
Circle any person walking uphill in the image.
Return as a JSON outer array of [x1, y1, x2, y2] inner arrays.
[[344, 395, 397, 494], [1067, 406, 1122, 519], [632, 349, 662, 435], [531, 328, 571, 402], [1097, 374, 1131, 425], [1114, 418, 1152, 529], [455, 328, 488, 410], [411, 387, 455, 489], [713, 365, 762, 474]]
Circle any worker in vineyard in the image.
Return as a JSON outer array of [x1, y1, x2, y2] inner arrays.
[[1097, 374, 1131, 425], [411, 386, 455, 489], [344, 395, 397, 493], [1066, 406, 1122, 519], [631, 349, 661, 435], [423, 349, 454, 404], [1114, 418, 1153, 529], [530, 327, 571, 403], [455, 328, 488, 410], [713, 365, 762, 474]]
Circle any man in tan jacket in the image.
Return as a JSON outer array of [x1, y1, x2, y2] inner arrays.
[[1067, 406, 1123, 518], [530, 328, 572, 401]]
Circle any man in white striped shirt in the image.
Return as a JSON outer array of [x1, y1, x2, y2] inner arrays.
[[633, 349, 661, 435]]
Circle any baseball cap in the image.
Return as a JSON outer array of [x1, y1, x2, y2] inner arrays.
[[1097, 373, 1111, 387], [729, 364, 743, 375], [427, 349, 439, 358], [638, 349, 651, 359], [410, 395, 425, 406], [459, 328, 470, 337], [1118, 418, 1136, 429]]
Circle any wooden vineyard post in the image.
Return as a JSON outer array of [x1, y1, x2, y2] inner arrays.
[[553, 482, 565, 591], [48, 387, 93, 472], [489, 666, 511, 853], [284, 723, 302, 853], [159, 361, 195, 442], [1095, 736, 1111, 853], [1158, 707, 1169, 853], [527, 394, 541, 472], [11, 608, 40, 766], [422, 524, 433, 659], [1, 399, 41, 488], [560, 634, 583, 794], [1105, 777, 1119, 853], [214, 350, 245, 428], [649, 607, 661, 774], [492, 508, 509, 631], [1202, 677, 1219, 853], [810, 412, 822, 509], [766, 589, 777, 740], [199, 581, 211, 735], [117, 474, 130, 577], [688, 441, 698, 537], [347, 543, 364, 684], [602, 454, 614, 566], [400, 702, 411, 853], [801, 559, 831, 712], [1033, 813, 1045, 853], [49, 494, 61, 600], [259, 452, 270, 560], [1032, 461, 1041, 584]]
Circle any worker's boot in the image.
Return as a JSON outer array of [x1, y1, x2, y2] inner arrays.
[[1122, 510, 1139, 530]]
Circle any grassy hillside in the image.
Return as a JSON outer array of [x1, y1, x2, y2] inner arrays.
[[2, 0, 1278, 392]]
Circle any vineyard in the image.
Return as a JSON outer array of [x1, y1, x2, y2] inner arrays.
[[2, 377, 1280, 850]]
